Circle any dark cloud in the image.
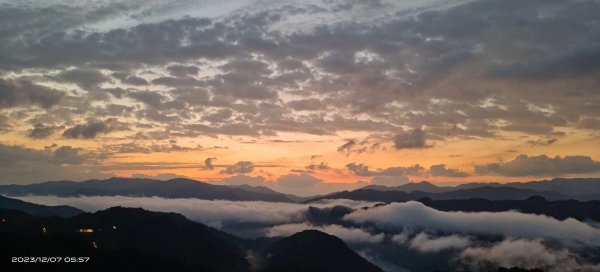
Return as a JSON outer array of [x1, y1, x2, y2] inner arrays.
[[346, 162, 423, 177], [1, 0, 598, 140], [0, 114, 9, 131], [475, 154, 600, 177], [220, 161, 254, 174], [204, 157, 216, 170], [489, 45, 600, 80], [27, 123, 64, 139], [575, 117, 600, 130], [429, 164, 469, 177], [203, 109, 233, 123], [526, 138, 558, 147], [0, 79, 64, 109], [305, 162, 330, 171], [62, 118, 126, 139], [112, 72, 148, 86], [126, 91, 167, 108], [52, 146, 87, 165], [345, 162, 373, 176], [53, 68, 109, 89], [394, 128, 429, 149], [287, 99, 326, 111], [100, 141, 203, 155], [337, 139, 356, 153], [0, 143, 105, 183], [166, 64, 200, 77]]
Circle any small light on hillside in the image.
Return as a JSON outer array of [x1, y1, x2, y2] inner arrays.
[[79, 228, 94, 233]]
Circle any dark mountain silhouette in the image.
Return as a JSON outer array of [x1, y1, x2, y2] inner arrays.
[[0, 195, 83, 217], [0, 202, 385, 272], [363, 181, 448, 193], [228, 185, 312, 202], [419, 196, 600, 222], [454, 178, 600, 197], [364, 178, 600, 200], [0, 177, 296, 202], [306, 189, 412, 203], [305, 205, 354, 225], [4, 177, 600, 204], [304, 195, 600, 223], [0, 206, 251, 272], [416, 186, 568, 201], [306, 186, 571, 203], [260, 230, 383, 272]]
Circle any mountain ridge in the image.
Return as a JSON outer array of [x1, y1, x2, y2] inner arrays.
[[0, 204, 384, 272], [0, 194, 83, 217], [0, 177, 298, 202]]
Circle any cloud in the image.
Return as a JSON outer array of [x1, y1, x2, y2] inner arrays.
[[393, 128, 429, 149], [345, 163, 372, 176], [62, 118, 126, 139], [265, 223, 384, 244], [52, 146, 88, 165], [166, 64, 199, 77], [222, 175, 266, 186], [126, 91, 167, 108], [392, 230, 473, 254], [275, 174, 323, 187], [204, 157, 216, 170], [474, 154, 600, 177], [1, 0, 600, 186], [575, 117, 600, 130], [0, 143, 106, 183], [526, 138, 558, 147], [54, 68, 108, 89], [337, 139, 356, 154], [0, 0, 599, 145], [0, 79, 64, 109], [13, 195, 374, 230], [429, 164, 469, 177], [305, 162, 330, 171], [460, 239, 600, 272], [344, 201, 600, 245], [345, 163, 422, 177], [0, 114, 9, 131], [220, 161, 254, 174], [27, 123, 63, 139], [404, 232, 472, 253]]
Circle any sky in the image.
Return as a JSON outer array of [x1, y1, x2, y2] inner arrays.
[[1, 0, 600, 194]]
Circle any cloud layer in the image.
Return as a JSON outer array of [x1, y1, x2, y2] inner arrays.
[[344, 201, 600, 245], [13, 195, 600, 271]]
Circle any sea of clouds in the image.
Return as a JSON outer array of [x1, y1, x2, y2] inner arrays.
[[14, 195, 600, 272]]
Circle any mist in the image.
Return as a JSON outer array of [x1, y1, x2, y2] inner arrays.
[[13, 195, 600, 272], [345, 201, 600, 245], [13, 195, 374, 228]]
